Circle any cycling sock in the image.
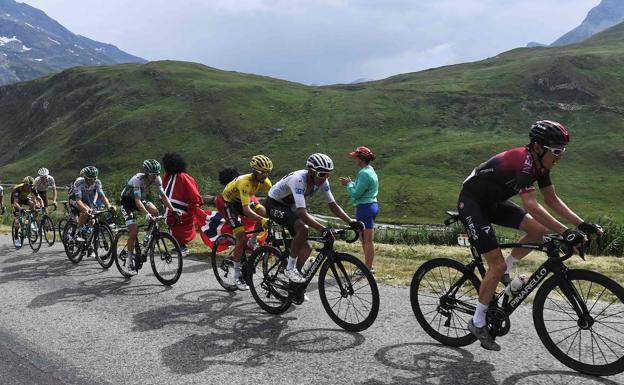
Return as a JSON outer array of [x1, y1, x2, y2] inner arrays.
[[127, 251, 134, 266], [505, 253, 520, 274], [286, 256, 297, 271], [233, 261, 241, 279], [473, 302, 489, 328]]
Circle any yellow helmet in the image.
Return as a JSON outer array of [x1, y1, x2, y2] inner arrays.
[[250, 155, 273, 173]]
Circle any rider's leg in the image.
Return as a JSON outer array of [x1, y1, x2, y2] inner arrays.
[[507, 213, 550, 262], [476, 247, 506, 326], [290, 219, 310, 269]]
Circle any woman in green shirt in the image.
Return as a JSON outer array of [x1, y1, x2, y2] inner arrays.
[[340, 146, 379, 273]]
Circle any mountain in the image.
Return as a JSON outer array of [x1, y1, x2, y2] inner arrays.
[[526, 42, 546, 48], [0, 0, 146, 85], [550, 0, 624, 46], [2, 25, 624, 222]]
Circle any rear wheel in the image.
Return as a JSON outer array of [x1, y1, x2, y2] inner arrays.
[[113, 229, 139, 278], [410, 258, 480, 347], [246, 245, 292, 314], [210, 234, 238, 291], [533, 269, 624, 376], [318, 253, 380, 332], [57, 217, 68, 241], [93, 224, 115, 269], [149, 232, 183, 286]]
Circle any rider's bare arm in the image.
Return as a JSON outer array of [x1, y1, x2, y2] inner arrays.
[[297, 207, 325, 232], [519, 190, 567, 234], [540, 186, 583, 226], [328, 202, 353, 225], [242, 204, 264, 222]]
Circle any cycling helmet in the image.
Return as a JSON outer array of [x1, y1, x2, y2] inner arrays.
[[23, 176, 34, 185], [529, 120, 570, 146], [79, 167, 86, 177], [38, 167, 49, 176], [250, 155, 273, 173], [306, 153, 334, 172], [143, 159, 162, 174], [83, 166, 99, 178], [350, 146, 375, 162]]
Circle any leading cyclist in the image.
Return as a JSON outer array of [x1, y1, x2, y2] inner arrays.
[[458, 120, 603, 351]]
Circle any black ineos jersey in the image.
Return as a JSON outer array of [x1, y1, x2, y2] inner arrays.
[[461, 147, 552, 204]]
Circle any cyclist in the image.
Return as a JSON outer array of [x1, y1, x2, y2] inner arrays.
[[458, 120, 603, 351], [266, 153, 363, 284], [11, 176, 44, 247], [68, 166, 115, 242], [218, 155, 273, 290], [120, 159, 181, 275], [34, 167, 57, 208]]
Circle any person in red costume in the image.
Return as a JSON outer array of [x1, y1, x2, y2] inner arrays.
[[162, 152, 203, 255]]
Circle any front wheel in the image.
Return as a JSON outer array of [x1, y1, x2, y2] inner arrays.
[[93, 224, 115, 269], [246, 245, 292, 314], [210, 234, 238, 291], [149, 232, 183, 286], [57, 218, 68, 241], [318, 253, 380, 332], [410, 258, 481, 347], [42, 216, 56, 246], [533, 269, 624, 376], [62, 221, 82, 264], [28, 217, 42, 252]]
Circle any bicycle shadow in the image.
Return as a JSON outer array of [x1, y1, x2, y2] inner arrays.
[[501, 370, 622, 384], [363, 342, 497, 385], [0, 255, 106, 284], [132, 289, 365, 374], [27, 276, 171, 308]]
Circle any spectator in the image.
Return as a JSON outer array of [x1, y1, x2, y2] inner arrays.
[[340, 146, 379, 273]]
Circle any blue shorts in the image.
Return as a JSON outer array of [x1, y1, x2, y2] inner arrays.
[[356, 202, 379, 229]]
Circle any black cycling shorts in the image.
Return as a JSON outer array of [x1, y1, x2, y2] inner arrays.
[[265, 198, 298, 235], [11, 196, 31, 207], [37, 190, 48, 206], [222, 200, 261, 232], [120, 196, 150, 225], [457, 192, 527, 254]]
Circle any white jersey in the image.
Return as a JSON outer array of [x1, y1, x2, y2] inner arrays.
[[71, 177, 104, 201], [34, 175, 56, 192], [268, 169, 335, 209], [121, 173, 165, 200]]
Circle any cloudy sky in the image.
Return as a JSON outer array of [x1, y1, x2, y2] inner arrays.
[[25, 0, 599, 85]]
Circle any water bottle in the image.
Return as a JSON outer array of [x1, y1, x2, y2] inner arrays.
[[505, 274, 527, 296], [143, 233, 152, 246], [301, 257, 315, 276]]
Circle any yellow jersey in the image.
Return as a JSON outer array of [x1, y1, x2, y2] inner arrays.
[[222, 174, 272, 206]]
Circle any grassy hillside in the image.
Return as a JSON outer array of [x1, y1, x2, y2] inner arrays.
[[1, 24, 624, 224]]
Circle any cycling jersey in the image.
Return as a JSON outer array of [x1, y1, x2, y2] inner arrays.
[[121, 173, 165, 200], [222, 173, 272, 206], [11, 183, 38, 200], [268, 169, 335, 208], [34, 175, 55, 192], [461, 147, 552, 204], [69, 177, 105, 202]]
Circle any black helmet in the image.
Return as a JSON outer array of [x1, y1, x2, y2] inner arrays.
[[529, 120, 570, 146]]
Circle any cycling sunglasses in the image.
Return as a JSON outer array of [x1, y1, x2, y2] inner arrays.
[[252, 169, 270, 177], [315, 171, 331, 178], [543, 145, 566, 156]]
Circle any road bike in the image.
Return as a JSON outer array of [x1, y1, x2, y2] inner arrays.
[[38, 202, 57, 247], [246, 226, 380, 332], [61, 208, 115, 268], [11, 208, 42, 251], [410, 210, 624, 376], [113, 215, 183, 286]]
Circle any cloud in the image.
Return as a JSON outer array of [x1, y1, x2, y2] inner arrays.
[[24, 0, 599, 84]]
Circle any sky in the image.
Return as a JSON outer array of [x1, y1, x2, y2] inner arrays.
[[24, 0, 600, 85]]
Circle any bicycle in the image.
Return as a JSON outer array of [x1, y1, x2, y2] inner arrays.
[[410, 210, 624, 376], [57, 200, 75, 240], [210, 227, 266, 291], [61, 208, 115, 268], [38, 202, 57, 247], [113, 215, 183, 286], [246, 226, 380, 332], [11, 208, 42, 252]]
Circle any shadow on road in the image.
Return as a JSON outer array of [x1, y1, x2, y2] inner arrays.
[[501, 370, 622, 385], [132, 289, 365, 374]]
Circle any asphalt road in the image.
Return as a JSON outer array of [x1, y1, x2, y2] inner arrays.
[[0, 235, 622, 385]]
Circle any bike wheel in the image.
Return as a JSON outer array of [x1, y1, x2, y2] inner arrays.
[[533, 269, 624, 376], [28, 217, 42, 252], [410, 258, 480, 347], [42, 216, 56, 246], [246, 245, 292, 314], [62, 221, 82, 263], [210, 234, 238, 291], [149, 232, 183, 286], [113, 229, 136, 278], [93, 224, 115, 269], [12, 217, 24, 249], [57, 218, 68, 240], [318, 253, 380, 332]]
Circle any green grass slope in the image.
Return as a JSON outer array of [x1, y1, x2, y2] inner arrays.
[[1, 24, 624, 224]]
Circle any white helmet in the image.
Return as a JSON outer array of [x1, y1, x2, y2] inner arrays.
[[306, 153, 334, 172], [38, 167, 49, 176]]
